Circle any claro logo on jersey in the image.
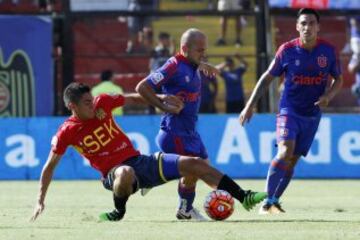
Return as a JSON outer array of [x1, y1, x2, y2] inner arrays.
[[292, 73, 325, 85]]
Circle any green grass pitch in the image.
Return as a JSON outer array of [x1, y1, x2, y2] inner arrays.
[[1, 180, 359, 240]]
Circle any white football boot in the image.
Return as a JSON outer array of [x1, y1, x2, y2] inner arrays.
[[176, 207, 207, 221]]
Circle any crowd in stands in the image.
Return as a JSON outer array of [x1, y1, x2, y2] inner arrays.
[[1, 0, 358, 115]]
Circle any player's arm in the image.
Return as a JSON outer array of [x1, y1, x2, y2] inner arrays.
[[135, 79, 184, 114], [199, 62, 220, 76], [234, 54, 248, 68], [123, 93, 148, 105], [124, 92, 183, 109], [30, 151, 62, 221], [239, 71, 275, 126], [315, 75, 343, 107], [215, 62, 227, 72]]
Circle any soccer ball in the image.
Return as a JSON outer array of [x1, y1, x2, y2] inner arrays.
[[204, 190, 234, 221]]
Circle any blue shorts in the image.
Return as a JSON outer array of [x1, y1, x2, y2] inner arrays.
[[276, 110, 321, 156], [156, 129, 208, 159], [102, 152, 181, 191]]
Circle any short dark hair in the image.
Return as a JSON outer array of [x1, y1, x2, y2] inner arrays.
[[225, 57, 234, 65], [297, 8, 320, 23], [63, 82, 90, 108], [158, 32, 170, 40], [100, 70, 113, 81]]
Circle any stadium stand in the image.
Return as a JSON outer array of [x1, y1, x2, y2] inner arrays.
[[73, 18, 150, 93]]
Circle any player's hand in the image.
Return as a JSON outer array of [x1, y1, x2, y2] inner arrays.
[[239, 106, 253, 126], [314, 95, 329, 108], [161, 95, 184, 114], [199, 62, 220, 77], [163, 103, 183, 114], [161, 95, 184, 109], [30, 202, 45, 222]]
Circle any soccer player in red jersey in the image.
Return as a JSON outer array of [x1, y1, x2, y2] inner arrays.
[[31, 82, 266, 222]]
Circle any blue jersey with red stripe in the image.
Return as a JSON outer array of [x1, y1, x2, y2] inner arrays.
[[146, 54, 201, 134], [269, 38, 341, 116]]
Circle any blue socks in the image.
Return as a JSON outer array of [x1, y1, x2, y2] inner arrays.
[[178, 182, 195, 212], [275, 169, 294, 199], [265, 158, 289, 203]]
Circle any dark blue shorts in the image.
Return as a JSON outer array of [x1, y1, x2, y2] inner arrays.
[[102, 152, 181, 191], [276, 110, 321, 156], [156, 129, 208, 159]]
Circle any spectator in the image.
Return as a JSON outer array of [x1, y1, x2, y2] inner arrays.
[[348, 16, 360, 105], [147, 32, 175, 114], [126, 0, 155, 54], [38, 0, 53, 12], [149, 32, 175, 72], [215, 0, 250, 47], [91, 70, 124, 115], [216, 54, 247, 113], [199, 68, 218, 113], [0, 0, 19, 4]]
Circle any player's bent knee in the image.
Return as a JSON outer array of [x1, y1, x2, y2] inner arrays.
[[114, 166, 136, 181]]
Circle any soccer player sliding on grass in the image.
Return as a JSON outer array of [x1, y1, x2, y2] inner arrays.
[[31, 82, 266, 222], [239, 8, 343, 214]]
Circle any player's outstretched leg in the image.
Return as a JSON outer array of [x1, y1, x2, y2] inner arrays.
[[178, 156, 267, 211], [217, 175, 267, 211]]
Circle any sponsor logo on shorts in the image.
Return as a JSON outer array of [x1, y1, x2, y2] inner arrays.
[[279, 128, 288, 137]]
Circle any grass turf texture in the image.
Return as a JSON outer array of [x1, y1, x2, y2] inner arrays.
[[1, 180, 359, 240]]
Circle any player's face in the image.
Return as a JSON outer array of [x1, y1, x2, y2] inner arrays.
[[186, 36, 207, 65], [296, 14, 319, 43], [72, 93, 95, 120]]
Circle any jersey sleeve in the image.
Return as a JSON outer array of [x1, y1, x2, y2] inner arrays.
[[268, 45, 286, 77], [145, 57, 177, 89], [236, 65, 246, 75], [96, 94, 125, 112], [51, 125, 69, 155]]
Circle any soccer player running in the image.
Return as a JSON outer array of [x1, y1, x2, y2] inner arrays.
[[30, 83, 266, 222], [239, 8, 343, 214], [136, 28, 220, 220]]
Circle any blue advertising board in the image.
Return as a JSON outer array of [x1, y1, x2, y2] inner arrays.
[[0, 15, 53, 116], [0, 114, 359, 180]]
